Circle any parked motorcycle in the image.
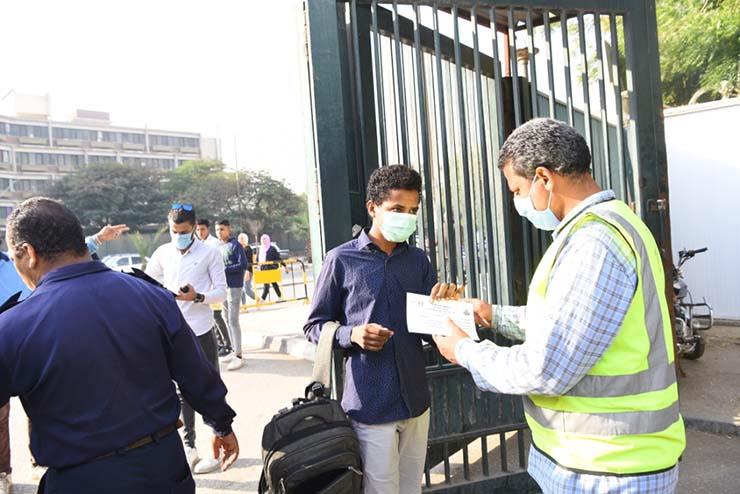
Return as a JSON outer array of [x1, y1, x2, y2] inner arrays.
[[673, 248, 713, 360]]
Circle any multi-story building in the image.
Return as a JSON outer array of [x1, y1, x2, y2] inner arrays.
[[0, 93, 220, 226]]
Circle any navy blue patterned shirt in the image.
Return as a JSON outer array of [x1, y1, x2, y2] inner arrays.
[[304, 230, 437, 425]]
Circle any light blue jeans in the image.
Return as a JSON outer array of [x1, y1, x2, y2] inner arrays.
[[222, 287, 243, 356]]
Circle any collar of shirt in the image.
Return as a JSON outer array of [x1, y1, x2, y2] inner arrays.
[[552, 190, 617, 240], [356, 228, 409, 255], [36, 261, 110, 288]]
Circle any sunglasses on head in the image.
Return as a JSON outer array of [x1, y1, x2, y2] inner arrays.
[[171, 203, 193, 212]]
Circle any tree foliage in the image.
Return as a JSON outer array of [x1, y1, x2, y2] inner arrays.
[[658, 0, 740, 105], [47, 163, 168, 232], [48, 160, 309, 246]]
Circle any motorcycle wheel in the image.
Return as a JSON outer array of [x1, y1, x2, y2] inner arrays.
[[683, 337, 706, 360]]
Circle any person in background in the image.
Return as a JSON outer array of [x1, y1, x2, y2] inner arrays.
[[258, 234, 284, 302], [237, 233, 255, 303], [215, 220, 248, 371], [0, 198, 238, 493], [195, 219, 232, 359], [0, 223, 128, 493], [304, 165, 436, 494], [146, 204, 229, 475]]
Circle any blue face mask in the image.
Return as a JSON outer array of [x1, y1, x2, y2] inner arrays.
[[171, 231, 194, 250], [512, 176, 560, 231], [379, 211, 418, 243]]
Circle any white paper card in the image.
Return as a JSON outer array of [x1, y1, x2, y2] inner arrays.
[[406, 293, 479, 340]]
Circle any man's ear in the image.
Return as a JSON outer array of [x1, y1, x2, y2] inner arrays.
[[18, 243, 39, 269], [535, 166, 556, 192], [366, 200, 376, 219]]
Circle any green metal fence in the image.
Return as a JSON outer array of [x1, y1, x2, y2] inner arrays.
[[305, 1, 672, 491]]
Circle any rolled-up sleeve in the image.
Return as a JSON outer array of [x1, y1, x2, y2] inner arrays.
[[303, 253, 354, 349]]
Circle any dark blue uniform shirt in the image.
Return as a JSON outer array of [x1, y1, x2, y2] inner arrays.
[[0, 261, 236, 469], [304, 230, 436, 425]]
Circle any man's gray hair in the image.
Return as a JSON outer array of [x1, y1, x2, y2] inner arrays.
[[498, 118, 592, 178]]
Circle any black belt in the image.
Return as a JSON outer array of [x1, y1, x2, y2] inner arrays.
[[94, 419, 183, 461]]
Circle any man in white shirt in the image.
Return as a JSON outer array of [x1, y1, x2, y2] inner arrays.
[[195, 218, 221, 250], [146, 204, 227, 475]]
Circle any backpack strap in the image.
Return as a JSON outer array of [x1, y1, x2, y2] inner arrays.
[[311, 321, 340, 390]]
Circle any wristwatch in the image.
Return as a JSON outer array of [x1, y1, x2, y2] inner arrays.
[[194, 293, 205, 304]]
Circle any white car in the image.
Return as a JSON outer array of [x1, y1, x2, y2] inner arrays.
[[102, 253, 147, 272]]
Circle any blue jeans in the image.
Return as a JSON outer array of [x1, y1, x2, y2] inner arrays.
[[242, 278, 256, 304]]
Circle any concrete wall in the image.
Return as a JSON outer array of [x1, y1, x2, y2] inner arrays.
[[665, 98, 740, 321]]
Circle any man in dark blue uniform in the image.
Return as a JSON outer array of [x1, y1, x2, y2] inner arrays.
[[0, 197, 239, 493]]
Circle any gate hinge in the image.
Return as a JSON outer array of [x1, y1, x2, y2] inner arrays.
[[647, 198, 668, 212]]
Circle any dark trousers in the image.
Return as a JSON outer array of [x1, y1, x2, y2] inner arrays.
[[261, 283, 282, 300], [180, 330, 218, 448], [0, 403, 9, 474], [212, 309, 231, 351], [39, 429, 194, 494]]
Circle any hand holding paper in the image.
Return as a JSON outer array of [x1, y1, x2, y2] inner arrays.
[[406, 293, 479, 341]]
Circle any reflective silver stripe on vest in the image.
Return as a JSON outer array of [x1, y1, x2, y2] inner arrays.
[[525, 397, 680, 436], [562, 205, 676, 398]]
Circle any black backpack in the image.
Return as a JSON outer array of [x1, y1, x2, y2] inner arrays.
[[259, 323, 363, 494]]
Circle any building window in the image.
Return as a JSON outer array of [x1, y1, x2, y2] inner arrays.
[[121, 132, 145, 144], [16, 152, 83, 167], [0, 150, 9, 163], [12, 179, 49, 193], [150, 135, 199, 148], [8, 124, 48, 139], [0, 179, 10, 190], [52, 127, 97, 141], [88, 155, 117, 165], [0, 206, 12, 220]]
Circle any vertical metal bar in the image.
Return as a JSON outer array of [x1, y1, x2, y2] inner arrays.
[[412, 4, 437, 273], [508, 7, 532, 283], [443, 442, 451, 483], [518, 429, 527, 468], [577, 12, 594, 156], [543, 11, 556, 118], [526, 8, 540, 118], [471, 5, 497, 301], [371, 1, 388, 166], [490, 6, 514, 304], [610, 14, 628, 202], [462, 444, 470, 480], [452, 5, 477, 294], [481, 435, 490, 476], [561, 10, 575, 125], [349, 0, 368, 177], [391, 1, 410, 164], [424, 458, 431, 487], [593, 15, 612, 190], [433, 5, 458, 282], [500, 431, 508, 472], [507, 7, 523, 127]]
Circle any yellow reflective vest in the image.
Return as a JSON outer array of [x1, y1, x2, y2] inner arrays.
[[524, 199, 685, 475]]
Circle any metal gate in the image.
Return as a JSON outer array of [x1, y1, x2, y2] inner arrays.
[[303, 1, 672, 491]]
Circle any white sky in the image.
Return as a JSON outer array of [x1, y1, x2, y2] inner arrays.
[[0, 0, 308, 191]]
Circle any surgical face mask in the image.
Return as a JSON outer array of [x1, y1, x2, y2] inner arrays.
[[379, 211, 418, 243], [513, 176, 560, 231], [171, 231, 194, 250]]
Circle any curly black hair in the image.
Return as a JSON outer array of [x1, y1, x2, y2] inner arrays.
[[7, 197, 88, 261], [366, 164, 422, 204], [499, 118, 592, 178]]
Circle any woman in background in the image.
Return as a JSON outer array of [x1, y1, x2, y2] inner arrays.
[[258, 234, 284, 302]]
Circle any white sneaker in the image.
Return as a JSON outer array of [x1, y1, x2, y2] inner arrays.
[[31, 464, 47, 481], [184, 446, 199, 470], [227, 357, 244, 371], [193, 456, 221, 474], [218, 352, 234, 363], [0, 472, 12, 494]]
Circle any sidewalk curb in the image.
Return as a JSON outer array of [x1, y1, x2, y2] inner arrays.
[[244, 331, 316, 361], [683, 417, 740, 437]]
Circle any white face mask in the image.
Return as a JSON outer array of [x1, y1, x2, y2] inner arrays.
[[512, 176, 560, 231], [379, 211, 418, 243]]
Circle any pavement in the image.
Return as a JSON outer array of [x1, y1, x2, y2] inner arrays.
[[4, 301, 739, 493]]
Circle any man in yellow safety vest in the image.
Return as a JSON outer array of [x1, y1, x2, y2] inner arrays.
[[433, 118, 685, 494]]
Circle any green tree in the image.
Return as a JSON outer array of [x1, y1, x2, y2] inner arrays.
[[48, 163, 168, 233], [658, 0, 740, 105]]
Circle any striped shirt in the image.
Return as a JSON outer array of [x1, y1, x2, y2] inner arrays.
[[455, 190, 679, 493]]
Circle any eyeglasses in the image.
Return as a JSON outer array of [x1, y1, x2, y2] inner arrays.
[[171, 203, 193, 212]]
